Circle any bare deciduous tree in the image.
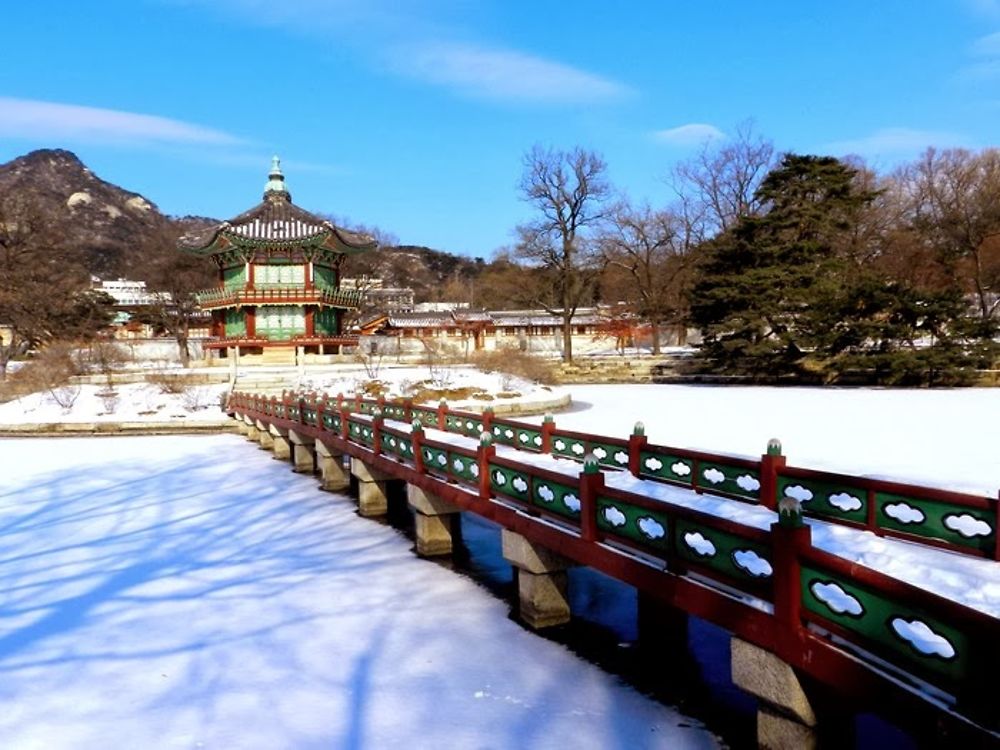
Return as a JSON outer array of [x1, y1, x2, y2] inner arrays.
[[672, 120, 776, 236], [516, 145, 612, 362], [600, 201, 698, 353]]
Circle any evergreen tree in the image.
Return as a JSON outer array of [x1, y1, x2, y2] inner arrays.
[[691, 155, 875, 378]]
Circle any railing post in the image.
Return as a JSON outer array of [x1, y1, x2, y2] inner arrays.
[[339, 402, 350, 441], [437, 399, 448, 431], [412, 419, 425, 474], [372, 407, 383, 455], [541, 414, 555, 453], [759, 438, 784, 511], [315, 396, 327, 432], [403, 398, 413, 423], [628, 421, 646, 477], [354, 392, 363, 414], [478, 432, 496, 511], [297, 394, 307, 425], [994, 492, 1000, 561], [481, 406, 493, 437], [579, 454, 604, 543], [771, 497, 810, 649]]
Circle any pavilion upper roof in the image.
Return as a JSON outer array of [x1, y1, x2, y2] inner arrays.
[[178, 157, 376, 256]]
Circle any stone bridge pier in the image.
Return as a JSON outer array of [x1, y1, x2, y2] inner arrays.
[[254, 419, 274, 450], [315, 441, 349, 492], [501, 530, 573, 629], [268, 425, 291, 461], [407, 485, 461, 557], [288, 429, 316, 474], [350, 458, 394, 517]]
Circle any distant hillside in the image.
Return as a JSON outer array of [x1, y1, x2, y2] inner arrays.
[[0, 149, 176, 278], [0, 149, 485, 301], [342, 244, 485, 304]]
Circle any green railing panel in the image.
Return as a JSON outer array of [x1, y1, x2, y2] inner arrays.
[[489, 463, 532, 502], [447, 451, 479, 485], [382, 432, 412, 460], [322, 413, 342, 432], [639, 450, 696, 485], [778, 476, 867, 523], [348, 420, 374, 446], [302, 407, 317, 426], [531, 478, 581, 520], [445, 414, 484, 437], [697, 461, 760, 502], [589, 441, 631, 470], [875, 493, 995, 555], [491, 424, 542, 452], [286, 404, 300, 421], [422, 445, 449, 474], [412, 407, 437, 428], [674, 520, 774, 583], [596, 496, 670, 551], [551, 435, 588, 461], [383, 403, 407, 421], [801, 565, 968, 685]]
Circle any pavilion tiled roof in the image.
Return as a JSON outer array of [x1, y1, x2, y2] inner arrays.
[[178, 157, 376, 253]]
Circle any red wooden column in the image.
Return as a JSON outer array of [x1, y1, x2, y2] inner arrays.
[[246, 307, 256, 337], [305, 307, 315, 337], [759, 438, 785, 512]]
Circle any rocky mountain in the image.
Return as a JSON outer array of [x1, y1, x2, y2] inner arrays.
[[0, 149, 178, 279], [0, 149, 485, 300]]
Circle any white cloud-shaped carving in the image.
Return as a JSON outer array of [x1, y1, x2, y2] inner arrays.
[[736, 474, 760, 492], [570, 443, 585, 455], [424, 449, 433, 461], [505, 429, 514, 439], [493, 471, 507, 486], [554, 439, 566, 451], [890, 618, 956, 659], [593, 446, 607, 460], [436, 454, 447, 466], [828, 492, 862, 512], [512, 476, 528, 493], [470, 464, 479, 477], [944, 513, 992, 538], [614, 451, 628, 465], [732, 550, 773, 578], [537, 485, 555, 503], [783, 485, 814, 503], [637, 517, 665, 540], [533, 435, 542, 446], [453, 458, 465, 472], [518, 433, 529, 443], [563, 494, 581, 512], [645, 457, 663, 472], [466, 420, 475, 430], [388, 437, 396, 447], [671, 461, 691, 477], [493, 426, 502, 436], [603, 506, 626, 526], [702, 468, 725, 485], [683, 531, 716, 557], [811, 581, 862, 616], [884, 502, 925, 525]]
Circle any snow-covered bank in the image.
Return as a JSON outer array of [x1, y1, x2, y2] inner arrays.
[[0, 435, 716, 749], [533, 385, 1000, 497]]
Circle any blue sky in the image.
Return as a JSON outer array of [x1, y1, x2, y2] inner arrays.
[[1, 0, 998, 257]]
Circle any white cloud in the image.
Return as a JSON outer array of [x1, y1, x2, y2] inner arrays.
[[972, 30, 1000, 56], [652, 123, 725, 146], [824, 127, 972, 157], [0, 97, 242, 146], [389, 41, 631, 104]]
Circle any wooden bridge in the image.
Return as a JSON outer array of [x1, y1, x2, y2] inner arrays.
[[227, 390, 999, 748]]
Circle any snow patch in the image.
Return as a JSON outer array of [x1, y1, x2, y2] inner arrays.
[[702, 467, 725, 485], [828, 492, 862, 512], [637, 517, 665, 540], [732, 549, 772, 578], [683, 531, 716, 557], [811, 581, 863, 616], [943, 513, 992, 538], [884, 502, 925, 525], [890, 618, 955, 659], [603, 506, 626, 527], [783, 484, 814, 503], [66, 191, 92, 208]]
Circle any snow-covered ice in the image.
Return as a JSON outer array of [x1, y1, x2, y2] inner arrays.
[[0, 435, 716, 749]]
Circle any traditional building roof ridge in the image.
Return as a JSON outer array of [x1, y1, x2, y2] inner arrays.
[[178, 158, 376, 253]]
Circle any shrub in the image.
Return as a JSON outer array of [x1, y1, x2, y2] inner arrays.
[[472, 346, 556, 385]]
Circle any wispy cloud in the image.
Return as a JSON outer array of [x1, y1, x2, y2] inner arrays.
[[388, 41, 631, 104], [964, 0, 1000, 18], [0, 97, 244, 146], [651, 123, 725, 147], [824, 127, 972, 157], [972, 30, 1000, 56]]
